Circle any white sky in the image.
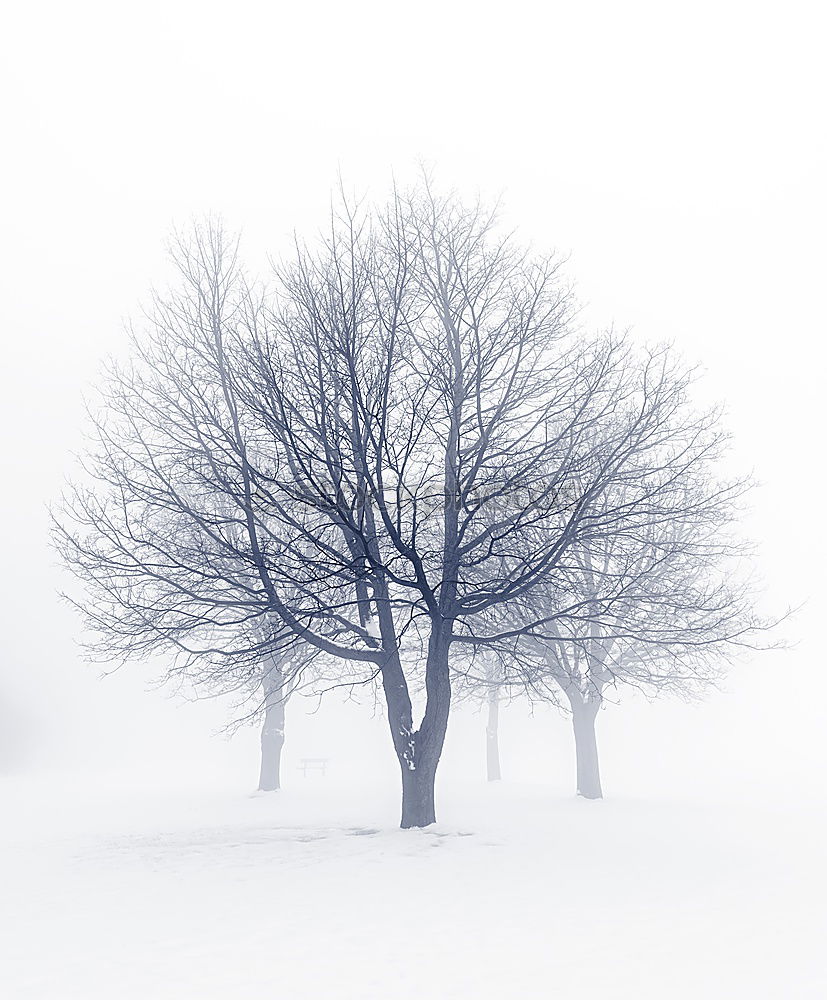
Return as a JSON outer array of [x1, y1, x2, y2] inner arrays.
[[1, 0, 825, 792]]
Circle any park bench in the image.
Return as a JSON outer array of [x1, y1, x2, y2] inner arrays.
[[298, 757, 329, 777]]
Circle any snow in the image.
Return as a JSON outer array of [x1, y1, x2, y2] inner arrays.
[[2, 766, 825, 998], [1, 618, 824, 998]]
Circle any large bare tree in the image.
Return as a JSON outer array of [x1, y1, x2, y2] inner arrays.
[[227, 187, 641, 826], [55, 185, 767, 827]]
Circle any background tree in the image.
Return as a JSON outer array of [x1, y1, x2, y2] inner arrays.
[[52, 225, 323, 789], [518, 413, 769, 799], [484, 655, 504, 783], [450, 648, 515, 783], [256, 645, 292, 792], [252, 625, 325, 792]]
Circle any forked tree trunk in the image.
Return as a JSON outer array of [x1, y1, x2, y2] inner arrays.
[[571, 698, 602, 799], [486, 685, 502, 782], [386, 623, 452, 829], [258, 671, 286, 792], [379, 649, 441, 829], [394, 710, 449, 829]]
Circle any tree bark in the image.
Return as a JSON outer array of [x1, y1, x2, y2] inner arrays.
[[400, 759, 437, 828], [387, 620, 452, 828], [486, 685, 502, 782], [258, 667, 286, 792], [571, 699, 602, 799]]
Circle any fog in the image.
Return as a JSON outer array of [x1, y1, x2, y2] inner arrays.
[[2, 2, 825, 996]]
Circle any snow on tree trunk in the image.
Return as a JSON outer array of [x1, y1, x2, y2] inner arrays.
[[571, 699, 602, 799], [486, 685, 502, 782], [389, 623, 451, 829]]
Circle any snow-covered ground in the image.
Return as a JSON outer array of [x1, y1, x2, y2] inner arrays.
[[2, 573, 823, 998], [3, 755, 825, 998]]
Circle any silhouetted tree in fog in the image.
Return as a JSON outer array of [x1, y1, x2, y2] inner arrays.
[[457, 353, 774, 798], [255, 644, 293, 791], [452, 650, 510, 782], [230, 185, 585, 826], [54, 183, 773, 827], [519, 418, 770, 799], [52, 227, 320, 787], [484, 656, 504, 782]]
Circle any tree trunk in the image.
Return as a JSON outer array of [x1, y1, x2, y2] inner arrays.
[[571, 699, 602, 799], [387, 621, 452, 829], [258, 672, 286, 792], [400, 760, 437, 828], [486, 685, 501, 782]]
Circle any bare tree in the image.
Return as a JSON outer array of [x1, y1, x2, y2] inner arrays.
[[52, 225, 325, 789], [484, 656, 503, 783], [55, 186, 769, 828], [451, 340, 776, 798], [228, 185, 639, 826], [252, 617, 330, 792], [256, 646, 291, 792], [520, 454, 770, 799], [452, 650, 510, 782], [233, 185, 763, 825]]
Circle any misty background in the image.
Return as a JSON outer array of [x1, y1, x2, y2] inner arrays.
[[2, 1, 825, 804]]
